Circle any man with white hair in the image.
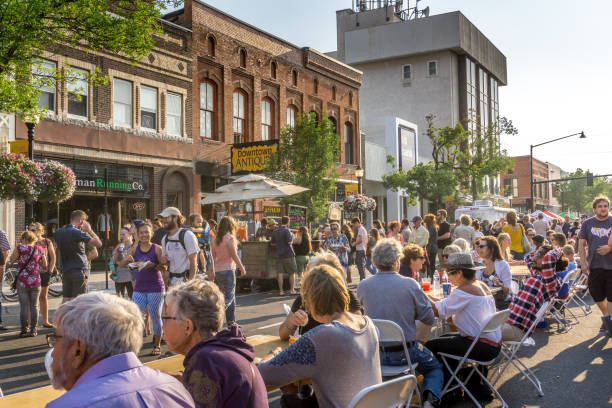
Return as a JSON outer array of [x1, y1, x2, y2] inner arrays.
[[45, 292, 194, 408], [357, 238, 443, 408]]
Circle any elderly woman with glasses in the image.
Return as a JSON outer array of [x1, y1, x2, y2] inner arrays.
[[425, 253, 500, 403], [399, 244, 425, 279], [162, 278, 268, 408]]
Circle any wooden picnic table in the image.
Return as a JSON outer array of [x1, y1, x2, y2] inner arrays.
[[0, 335, 288, 408]]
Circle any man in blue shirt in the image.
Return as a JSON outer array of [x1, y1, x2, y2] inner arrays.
[[271, 216, 297, 295], [54, 210, 102, 302]]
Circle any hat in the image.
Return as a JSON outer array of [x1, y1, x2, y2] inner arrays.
[[532, 234, 545, 245], [267, 218, 277, 226], [440, 253, 485, 271], [411, 215, 422, 222], [158, 207, 182, 218]]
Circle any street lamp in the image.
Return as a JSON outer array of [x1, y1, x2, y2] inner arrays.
[[530, 131, 585, 212], [355, 166, 364, 194], [22, 114, 40, 224]]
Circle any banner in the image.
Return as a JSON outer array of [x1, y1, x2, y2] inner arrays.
[[345, 184, 358, 196], [231, 140, 279, 174]]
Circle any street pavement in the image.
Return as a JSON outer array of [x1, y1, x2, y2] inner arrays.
[[0, 271, 611, 407]]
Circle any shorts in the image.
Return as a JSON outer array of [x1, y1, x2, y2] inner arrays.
[[40, 272, 50, 287], [62, 270, 88, 298], [588, 268, 612, 302], [277, 257, 297, 276]]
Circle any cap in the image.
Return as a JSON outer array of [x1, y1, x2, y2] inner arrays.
[[267, 218, 278, 226], [411, 216, 422, 222], [158, 207, 182, 218], [440, 253, 485, 271]]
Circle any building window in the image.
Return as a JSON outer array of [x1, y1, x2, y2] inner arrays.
[[200, 81, 215, 139], [344, 121, 354, 164], [310, 110, 319, 123], [287, 105, 297, 128], [233, 90, 246, 143], [328, 116, 337, 134], [239, 49, 247, 68], [67, 68, 88, 119], [503, 178, 518, 197], [261, 98, 273, 140], [271, 61, 277, 79], [427, 60, 438, 76], [292, 69, 298, 87], [113, 78, 132, 127], [402, 64, 411, 81], [313, 78, 319, 94], [348, 91, 353, 107], [34, 59, 56, 113], [207, 35, 215, 57], [140, 85, 157, 131], [166, 92, 182, 136], [332, 86, 337, 101]]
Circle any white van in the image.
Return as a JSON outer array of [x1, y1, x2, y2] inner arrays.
[[454, 201, 514, 223]]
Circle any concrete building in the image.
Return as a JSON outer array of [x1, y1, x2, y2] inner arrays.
[[331, 1, 507, 220]]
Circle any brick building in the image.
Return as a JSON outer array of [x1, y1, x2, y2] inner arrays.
[[501, 155, 550, 213], [14, 19, 196, 243], [164, 0, 363, 222]]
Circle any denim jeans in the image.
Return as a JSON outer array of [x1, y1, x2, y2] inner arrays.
[[366, 256, 377, 275], [215, 270, 236, 324], [510, 250, 525, 260], [381, 342, 444, 399], [355, 250, 366, 280], [18, 285, 41, 331]]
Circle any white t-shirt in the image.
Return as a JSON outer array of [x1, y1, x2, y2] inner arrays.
[[162, 228, 199, 276], [356, 225, 368, 252], [476, 259, 512, 290], [533, 219, 549, 236]]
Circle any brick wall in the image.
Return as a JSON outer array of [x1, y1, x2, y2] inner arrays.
[[501, 156, 550, 207]]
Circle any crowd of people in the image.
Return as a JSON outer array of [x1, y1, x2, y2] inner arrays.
[[0, 194, 610, 407]]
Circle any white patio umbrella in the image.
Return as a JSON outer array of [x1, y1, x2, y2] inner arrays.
[[200, 174, 309, 204]]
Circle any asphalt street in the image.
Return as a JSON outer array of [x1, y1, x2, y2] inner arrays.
[[0, 271, 610, 407]]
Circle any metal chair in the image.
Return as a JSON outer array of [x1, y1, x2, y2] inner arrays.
[[372, 319, 419, 377], [438, 310, 510, 408], [568, 272, 592, 315], [549, 269, 581, 331], [491, 301, 551, 397], [348, 374, 417, 408]]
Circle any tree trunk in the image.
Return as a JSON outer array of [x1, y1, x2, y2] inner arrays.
[[471, 177, 478, 203]]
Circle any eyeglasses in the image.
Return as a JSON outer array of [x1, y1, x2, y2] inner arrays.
[[478, 244, 487, 249], [416, 256, 425, 260], [161, 316, 179, 321], [46, 333, 63, 348]]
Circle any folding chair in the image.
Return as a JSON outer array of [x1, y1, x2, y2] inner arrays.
[[568, 272, 592, 315], [373, 319, 419, 377], [549, 270, 581, 331], [348, 374, 417, 408], [439, 310, 510, 408], [491, 301, 551, 397]]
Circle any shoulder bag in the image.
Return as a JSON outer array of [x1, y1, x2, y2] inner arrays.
[[520, 224, 531, 254], [11, 248, 36, 291]]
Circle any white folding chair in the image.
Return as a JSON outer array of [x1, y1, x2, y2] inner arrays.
[[439, 310, 510, 408], [373, 319, 419, 377], [348, 374, 417, 408], [549, 270, 581, 331], [491, 301, 551, 397], [568, 272, 592, 315]]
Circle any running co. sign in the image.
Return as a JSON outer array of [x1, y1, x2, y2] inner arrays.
[[75, 178, 145, 192], [231, 140, 278, 174]]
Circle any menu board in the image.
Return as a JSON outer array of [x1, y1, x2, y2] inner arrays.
[[288, 204, 307, 230]]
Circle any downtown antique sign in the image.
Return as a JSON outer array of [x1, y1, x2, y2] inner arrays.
[[231, 140, 279, 175]]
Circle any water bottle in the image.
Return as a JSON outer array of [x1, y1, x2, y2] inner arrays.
[[433, 270, 441, 294]]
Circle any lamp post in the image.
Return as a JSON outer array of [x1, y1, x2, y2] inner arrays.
[[23, 114, 40, 225], [355, 166, 364, 194], [530, 131, 585, 212]]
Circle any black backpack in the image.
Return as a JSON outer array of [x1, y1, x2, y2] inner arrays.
[[163, 228, 188, 252]]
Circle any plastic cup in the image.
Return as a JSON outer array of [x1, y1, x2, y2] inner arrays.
[[421, 277, 431, 292], [443, 283, 451, 297]]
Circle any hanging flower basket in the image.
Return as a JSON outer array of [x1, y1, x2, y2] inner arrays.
[[0, 154, 41, 201], [343, 194, 376, 212], [36, 160, 76, 203]]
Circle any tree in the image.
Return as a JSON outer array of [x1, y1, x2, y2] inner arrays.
[[263, 112, 340, 221], [558, 169, 612, 213], [0, 0, 180, 118]]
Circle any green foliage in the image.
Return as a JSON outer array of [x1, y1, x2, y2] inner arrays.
[[263, 112, 340, 221], [558, 169, 612, 214], [0, 0, 181, 118]]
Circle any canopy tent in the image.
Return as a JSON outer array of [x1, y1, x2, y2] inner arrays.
[[531, 210, 555, 222], [558, 211, 578, 220], [201, 174, 309, 205], [544, 210, 561, 220]]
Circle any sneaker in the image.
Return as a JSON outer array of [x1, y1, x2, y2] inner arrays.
[[423, 390, 440, 408], [603, 316, 612, 337]]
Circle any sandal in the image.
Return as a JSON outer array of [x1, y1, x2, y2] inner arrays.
[[42, 323, 54, 328], [151, 346, 162, 356], [19, 330, 28, 338], [28, 329, 38, 337]]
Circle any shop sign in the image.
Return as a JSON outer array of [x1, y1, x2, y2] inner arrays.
[[10, 140, 28, 155], [288, 204, 307, 230], [132, 202, 146, 210], [328, 203, 341, 221], [345, 184, 358, 196], [75, 178, 145, 193], [263, 206, 281, 218], [231, 140, 278, 174]]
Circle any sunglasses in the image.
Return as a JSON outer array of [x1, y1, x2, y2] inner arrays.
[[478, 244, 488, 248], [416, 256, 425, 260], [442, 254, 449, 259]]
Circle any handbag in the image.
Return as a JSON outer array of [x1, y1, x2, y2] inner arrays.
[[11, 248, 36, 291], [520, 224, 531, 254]]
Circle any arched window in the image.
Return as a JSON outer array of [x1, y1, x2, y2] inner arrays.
[[200, 81, 215, 139], [233, 90, 246, 143], [292, 69, 298, 87], [328, 116, 337, 134], [348, 91, 353, 107], [313, 78, 319, 94], [344, 121, 354, 164], [271, 61, 277, 79], [261, 98, 274, 140], [287, 105, 298, 128], [310, 110, 319, 123], [239, 49, 247, 68], [332, 86, 337, 101], [207, 35, 216, 57]]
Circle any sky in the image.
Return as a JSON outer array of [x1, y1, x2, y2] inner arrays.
[[172, 1, 612, 175]]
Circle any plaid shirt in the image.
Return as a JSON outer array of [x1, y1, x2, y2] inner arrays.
[[506, 248, 562, 332]]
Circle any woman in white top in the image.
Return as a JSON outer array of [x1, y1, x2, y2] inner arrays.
[[476, 236, 513, 309], [425, 253, 501, 402]]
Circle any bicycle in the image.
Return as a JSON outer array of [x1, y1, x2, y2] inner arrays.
[[1, 264, 19, 302]]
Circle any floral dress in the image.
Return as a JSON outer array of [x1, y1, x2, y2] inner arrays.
[[325, 234, 350, 266], [17, 244, 43, 288]]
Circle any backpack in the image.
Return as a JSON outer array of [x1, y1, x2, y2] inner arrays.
[[163, 228, 188, 252]]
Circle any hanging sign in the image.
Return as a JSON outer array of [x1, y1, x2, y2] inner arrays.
[[132, 202, 146, 210], [288, 204, 307, 230], [231, 140, 279, 174]]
